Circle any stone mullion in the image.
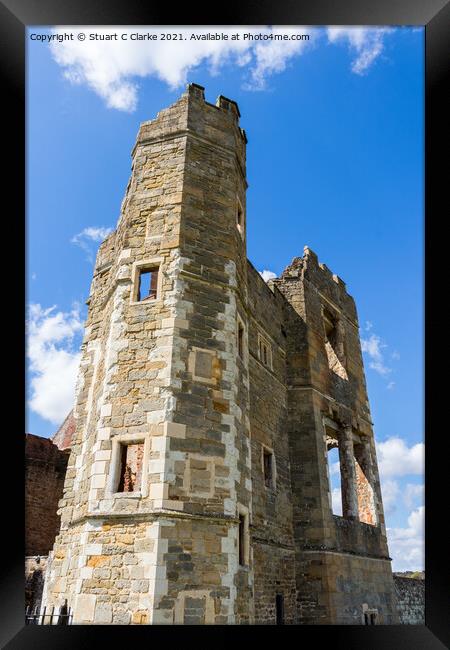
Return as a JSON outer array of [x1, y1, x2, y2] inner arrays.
[[339, 424, 359, 520]]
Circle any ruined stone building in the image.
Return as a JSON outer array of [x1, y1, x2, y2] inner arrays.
[[39, 83, 401, 624], [25, 432, 70, 609]]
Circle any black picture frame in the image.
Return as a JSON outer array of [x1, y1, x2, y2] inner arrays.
[[4, 0, 448, 647]]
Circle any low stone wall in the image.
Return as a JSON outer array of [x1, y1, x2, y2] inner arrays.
[[394, 576, 424, 624]]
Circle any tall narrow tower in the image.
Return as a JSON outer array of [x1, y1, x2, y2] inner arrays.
[[42, 84, 253, 624]]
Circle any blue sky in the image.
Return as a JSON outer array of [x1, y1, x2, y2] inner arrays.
[[26, 26, 424, 570]]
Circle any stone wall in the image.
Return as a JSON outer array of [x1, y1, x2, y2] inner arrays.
[[246, 262, 297, 624], [25, 434, 69, 556], [394, 576, 425, 624]]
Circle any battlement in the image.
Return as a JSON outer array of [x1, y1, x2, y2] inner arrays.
[[186, 83, 241, 118], [277, 245, 357, 323], [280, 246, 346, 288], [134, 83, 247, 155]]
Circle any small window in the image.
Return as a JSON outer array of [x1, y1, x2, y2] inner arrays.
[[137, 267, 159, 302], [327, 444, 342, 516], [276, 594, 285, 625], [237, 321, 244, 358], [354, 441, 377, 526], [258, 333, 272, 369], [238, 514, 246, 565], [236, 198, 244, 236], [117, 442, 144, 493], [323, 307, 347, 378], [238, 511, 249, 567], [263, 448, 274, 488], [323, 309, 338, 349]]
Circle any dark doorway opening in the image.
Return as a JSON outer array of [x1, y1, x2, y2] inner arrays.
[[276, 594, 284, 625]]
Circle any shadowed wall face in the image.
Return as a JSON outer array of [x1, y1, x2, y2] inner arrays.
[[25, 434, 69, 556]]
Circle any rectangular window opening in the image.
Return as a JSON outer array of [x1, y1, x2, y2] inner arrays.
[[258, 334, 272, 369], [137, 267, 159, 302], [263, 448, 274, 488], [323, 308, 347, 377], [327, 442, 343, 516], [238, 322, 244, 358], [276, 594, 285, 625], [323, 310, 338, 349], [354, 442, 377, 526], [236, 199, 244, 236], [238, 514, 247, 566], [117, 442, 144, 493]]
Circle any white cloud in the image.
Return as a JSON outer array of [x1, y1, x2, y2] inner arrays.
[[376, 437, 424, 479], [245, 27, 314, 90], [49, 27, 316, 111], [386, 381, 395, 390], [387, 506, 424, 571], [259, 269, 277, 282], [365, 320, 373, 331], [391, 350, 400, 360], [403, 483, 424, 510], [27, 303, 84, 425], [361, 332, 391, 376], [380, 478, 400, 515], [326, 27, 391, 75], [71, 225, 113, 262], [48, 26, 389, 112], [374, 438, 424, 570]]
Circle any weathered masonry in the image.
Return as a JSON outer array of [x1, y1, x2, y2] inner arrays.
[[42, 84, 399, 624]]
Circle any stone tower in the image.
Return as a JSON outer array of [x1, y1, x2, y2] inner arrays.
[[42, 84, 253, 625], [41, 84, 398, 625], [275, 253, 398, 624]]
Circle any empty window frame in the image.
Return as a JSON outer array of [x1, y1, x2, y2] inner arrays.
[[323, 309, 338, 349], [327, 442, 343, 516], [322, 307, 347, 377], [326, 422, 375, 523], [354, 441, 377, 526], [236, 197, 244, 237], [136, 266, 159, 302], [237, 319, 245, 359], [116, 442, 144, 493], [238, 509, 249, 567], [262, 446, 274, 489], [238, 514, 245, 565], [258, 333, 272, 369]]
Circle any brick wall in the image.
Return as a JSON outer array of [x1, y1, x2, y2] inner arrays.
[[51, 410, 76, 450], [25, 434, 69, 556]]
